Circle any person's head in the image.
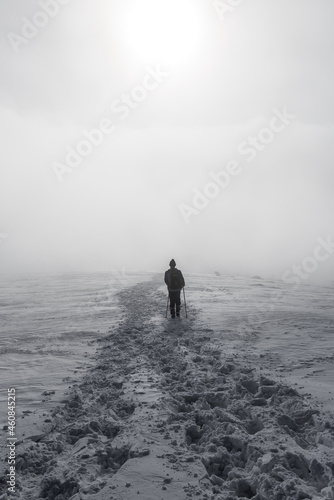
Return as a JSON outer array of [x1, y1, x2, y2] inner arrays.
[[169, 259, 176, 268]]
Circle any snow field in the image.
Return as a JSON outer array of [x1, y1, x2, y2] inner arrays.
[[1, 277, 334, 499]]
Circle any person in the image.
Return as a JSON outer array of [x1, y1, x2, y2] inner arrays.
[[164, 259, 185, 318]]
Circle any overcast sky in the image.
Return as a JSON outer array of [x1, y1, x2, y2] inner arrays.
[[0, 0, 333, 282]]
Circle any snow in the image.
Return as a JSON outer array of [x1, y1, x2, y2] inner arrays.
[[1, 272, 334, 499]]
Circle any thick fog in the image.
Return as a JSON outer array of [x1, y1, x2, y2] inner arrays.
[[1, 0, 333, 283]]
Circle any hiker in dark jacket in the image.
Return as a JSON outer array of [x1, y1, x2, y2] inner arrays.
[[164, 259, 185, 318]]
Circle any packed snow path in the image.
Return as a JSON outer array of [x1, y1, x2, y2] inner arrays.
[[3, 278, 334, 500]]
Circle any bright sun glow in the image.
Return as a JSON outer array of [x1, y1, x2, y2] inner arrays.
[[120, 0, 202, 66]]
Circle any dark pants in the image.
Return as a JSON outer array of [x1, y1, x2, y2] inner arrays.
[[169, 290, 181, 317]]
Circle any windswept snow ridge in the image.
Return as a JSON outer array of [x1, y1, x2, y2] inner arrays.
[[2, 278, 334, 499]]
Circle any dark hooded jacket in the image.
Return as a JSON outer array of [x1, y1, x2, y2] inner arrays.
[[164, 268, 185, 292]]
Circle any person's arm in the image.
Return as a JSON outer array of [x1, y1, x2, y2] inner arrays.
[[164, 271, 169, 287], [180, 271, 185, 288]]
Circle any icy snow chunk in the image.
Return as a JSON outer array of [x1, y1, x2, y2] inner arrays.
[[210, 474, 224, 486], [257, 452, 276, 473], [318, 433, 334, 448], [321, 486, 334, 499], [219, 363, 235, 375], [257, 384, 278, 399], [277, 414, 300, 432], [241, 379, 259, 395], [251, 398, 267, 406]]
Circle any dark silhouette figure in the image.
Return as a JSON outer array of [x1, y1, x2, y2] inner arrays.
[[164, 259, 185, 318]]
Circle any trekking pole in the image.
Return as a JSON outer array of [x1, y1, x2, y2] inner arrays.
[[165, 295, 169, 318], [183, 288, 188, 318]]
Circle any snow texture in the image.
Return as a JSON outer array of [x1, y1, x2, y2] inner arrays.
[[1, 275, 334, 500]]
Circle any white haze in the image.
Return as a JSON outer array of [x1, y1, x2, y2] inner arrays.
[[0, 0, 333, 283]]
